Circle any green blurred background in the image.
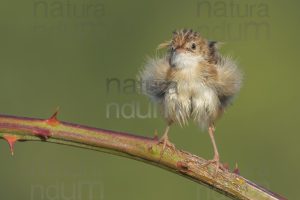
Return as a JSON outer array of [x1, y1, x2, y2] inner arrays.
[[0, 0, 298, 199]]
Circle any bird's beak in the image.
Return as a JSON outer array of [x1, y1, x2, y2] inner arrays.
[[169, 47, 186, 67], [174, 48, 185, 53]]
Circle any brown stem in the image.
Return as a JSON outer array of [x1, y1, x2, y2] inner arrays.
[[0, 114, 286, 200]]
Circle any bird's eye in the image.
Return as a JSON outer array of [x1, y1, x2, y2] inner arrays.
[[191, 43, 196, 50]]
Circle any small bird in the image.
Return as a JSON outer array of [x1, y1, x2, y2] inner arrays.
[[139, 29, 242, 171]]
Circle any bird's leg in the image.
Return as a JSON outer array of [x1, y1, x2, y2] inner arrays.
[[159, 125, 175, 150], [157, 124, 176, 159], [209, 125, 220, 164], [202, 125, 226, 175]]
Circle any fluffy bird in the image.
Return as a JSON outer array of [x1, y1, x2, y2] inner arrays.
[[139, 29, 242, 171]]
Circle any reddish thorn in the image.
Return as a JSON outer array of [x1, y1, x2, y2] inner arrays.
[[176, 161, 189, 172], [233, 162, 240, 175], [153, 129, 158, 140], [3, 134, 19, 156], [32, 129, 52, 139], [223, 162, 230, 170], [45, 107, 60, 126]]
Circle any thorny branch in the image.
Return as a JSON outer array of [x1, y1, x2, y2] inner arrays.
[[0, 113, 286, 200]]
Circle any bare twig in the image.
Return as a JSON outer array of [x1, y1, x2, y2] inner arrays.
[[0, 113, 286, 200]]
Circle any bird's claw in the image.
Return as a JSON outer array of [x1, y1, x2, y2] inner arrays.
[[157, 134, 176, 160], [159, 136, 175, 151], [201, 155, 226, 176]]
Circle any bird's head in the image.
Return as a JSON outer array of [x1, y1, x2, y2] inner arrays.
[[158, 29, 219, 69]]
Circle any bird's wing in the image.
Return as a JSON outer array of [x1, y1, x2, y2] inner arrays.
[[214, 56, 243, 107], [138, 57, 171, 102]]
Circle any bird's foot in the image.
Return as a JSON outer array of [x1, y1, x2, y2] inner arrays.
[[159, 134, 175, 151], [201, 155, 226, 176], [157, 134, 176, 160]]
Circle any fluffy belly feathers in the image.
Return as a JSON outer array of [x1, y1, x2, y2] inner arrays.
[[162, 80, 220, 128]]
